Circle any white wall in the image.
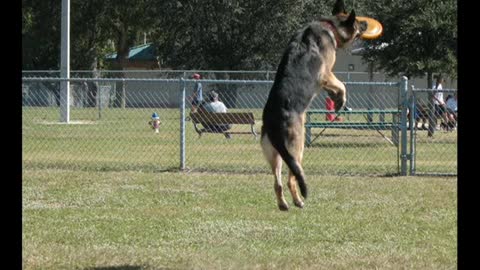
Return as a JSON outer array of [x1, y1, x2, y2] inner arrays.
[[334, 49, 457, 89]]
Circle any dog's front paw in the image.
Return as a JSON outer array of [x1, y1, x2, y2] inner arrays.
[[329, 92, 346, 112]]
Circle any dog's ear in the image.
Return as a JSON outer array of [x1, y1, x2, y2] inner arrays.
[[344, 9, 356, 27], [332, 0, 346, 15]]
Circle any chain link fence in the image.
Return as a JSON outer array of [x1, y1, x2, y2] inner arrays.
[[22, 74, 457, 176], [408, 86, 457, 176]]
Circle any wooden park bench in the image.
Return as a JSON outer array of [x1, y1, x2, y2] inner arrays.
[[190, 112, 257, 139]]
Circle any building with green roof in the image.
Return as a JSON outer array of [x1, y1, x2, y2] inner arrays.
[[105, 43, 159, 69]]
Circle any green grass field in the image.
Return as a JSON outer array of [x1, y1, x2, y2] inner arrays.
[[22, 107, 456, 175], [23, 169, 456, 269], [23, 106, 457, 269]]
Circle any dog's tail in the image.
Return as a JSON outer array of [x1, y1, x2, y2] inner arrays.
[[268, 133, 308, 199]]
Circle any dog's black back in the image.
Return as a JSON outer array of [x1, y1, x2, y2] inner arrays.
[[263, 22, 332, 125]]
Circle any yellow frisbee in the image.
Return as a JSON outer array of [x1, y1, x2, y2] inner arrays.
[[356, 16, 383, 40]]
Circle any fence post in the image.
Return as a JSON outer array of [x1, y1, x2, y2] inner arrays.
[[180, 78, 186, 170], [409, 87, 416, 175], [98, 85, 102, 120], [121, 79, 126, 108], [305, 113, 311, 146], [400, 76, 409, 175]]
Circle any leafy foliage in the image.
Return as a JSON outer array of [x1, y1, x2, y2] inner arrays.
[[165, 1, 345, 70], [22, 0, 61, 69], [22, 0, 456, 81], [155, 0, 311, 70], [70, 1, 110, 70], [359, 0, 457, 80]]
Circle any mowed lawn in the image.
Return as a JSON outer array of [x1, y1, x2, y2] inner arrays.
[[23, 168, 457, 270], [22, 107, 457, 176]]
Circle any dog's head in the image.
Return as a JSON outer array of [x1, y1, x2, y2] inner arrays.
[[321, 0, 368, 48]]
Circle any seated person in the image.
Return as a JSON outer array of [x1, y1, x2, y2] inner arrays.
[[414, 103, 428, 130], [445, 94, 457, 115], [445, 93, 457, 130], [198, 90, 232, 133]]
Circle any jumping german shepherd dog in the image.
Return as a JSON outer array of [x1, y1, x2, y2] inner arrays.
[[261, 0, 367, 211]]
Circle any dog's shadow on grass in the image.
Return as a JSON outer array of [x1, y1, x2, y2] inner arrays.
[[84, 266, 175, 270]]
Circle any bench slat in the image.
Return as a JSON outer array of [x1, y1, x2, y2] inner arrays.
[[190, 112, 254, 125], [305, 123, 396, 130], [189, 112, 257, 139], [307, 109, 400, 114]]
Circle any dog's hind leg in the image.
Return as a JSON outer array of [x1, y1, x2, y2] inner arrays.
[[286, 114, 306, 208], [288, 171, 305, 208], [287, 147, 305, 208], [273, 155, 289, 211], [261, 134, 289, 211]]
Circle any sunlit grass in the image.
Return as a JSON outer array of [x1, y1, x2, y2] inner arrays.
[[22, 106, 457, 269], [23, 107, 456, 175], [23, 169, 457, 270]]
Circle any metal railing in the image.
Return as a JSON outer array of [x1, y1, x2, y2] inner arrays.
[[21, 70, 395, 82]]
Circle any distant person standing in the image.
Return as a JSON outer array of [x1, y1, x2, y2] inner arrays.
[[325, 96, 348, 122], [432, 75, 449, 130], [190, 73, 203, 113], [325, 97, 336, 121]]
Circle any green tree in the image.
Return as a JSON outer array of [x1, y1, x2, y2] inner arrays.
[[22, 0, 61, 70], [70, 1, 112, 71], [154, 0, 331, 71], [22, 0, 160, 71], [359, 0, 457, 87], [153, 0, 326, 106], [21, 0, 340, 73], [100, 0, 163, 107], [101, 0, 162, 69]]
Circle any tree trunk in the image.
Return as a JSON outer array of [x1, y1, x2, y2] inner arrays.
[[86, 56, 98, 107], [113, 25, 131, 108]]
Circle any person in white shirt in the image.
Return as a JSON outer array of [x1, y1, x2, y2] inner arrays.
[[203, 91, 227, 113], [432, 76, 449, 130], [199, 90, 232, 134]]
